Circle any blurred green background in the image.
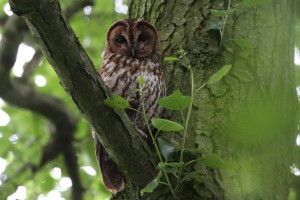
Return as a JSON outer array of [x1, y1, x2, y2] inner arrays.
[[0, 0, 127, 199], [0, 0, 300, 200]]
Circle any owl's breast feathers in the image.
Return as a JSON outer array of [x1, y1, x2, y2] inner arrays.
[[99, 53, 165, 131]]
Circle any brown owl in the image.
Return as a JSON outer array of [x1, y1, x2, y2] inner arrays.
[[94, 18, 165, 194]]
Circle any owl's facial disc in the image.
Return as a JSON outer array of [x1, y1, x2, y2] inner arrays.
[[133, 25, 157, 58], [106, 19, 160, 59]]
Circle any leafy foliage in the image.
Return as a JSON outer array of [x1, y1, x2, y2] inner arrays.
[[151, 118, 184, 132], [210, 8, 235, 17], [103, 48, 233, 198], [157, 137, 176, 161], [0, 1, 126, 199], [157, 90, 191, 111], [206, 65, 232, 86], [104, 95, 130, 109], [140, 171, 162, 196]]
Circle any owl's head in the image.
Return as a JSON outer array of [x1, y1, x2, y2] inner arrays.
[[105, 18, 160, 59]]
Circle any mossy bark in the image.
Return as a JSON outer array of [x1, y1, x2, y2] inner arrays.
[[8, 0, 296, 199], [128, 0, 297, 199]]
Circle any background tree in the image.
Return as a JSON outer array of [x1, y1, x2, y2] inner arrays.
[[0, 0, 299, 200]]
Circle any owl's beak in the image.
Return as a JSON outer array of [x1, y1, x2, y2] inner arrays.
[[131, 48, 135, 57]]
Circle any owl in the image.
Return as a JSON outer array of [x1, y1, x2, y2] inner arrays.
[[94, 18, 165, 194]]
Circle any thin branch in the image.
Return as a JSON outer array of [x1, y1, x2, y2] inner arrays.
[[65, 0, 95, 19]]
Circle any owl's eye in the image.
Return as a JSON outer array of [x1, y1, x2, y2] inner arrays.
[[116, 36, 126, 44], [138, 33, 148, 42]]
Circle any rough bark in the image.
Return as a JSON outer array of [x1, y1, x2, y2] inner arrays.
[[7, 0, 296, 199], [130, 0, 296, 199]]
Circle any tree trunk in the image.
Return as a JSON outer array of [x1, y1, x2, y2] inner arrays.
[[8, 0, 296, 199], [128, 0, 297, 199]]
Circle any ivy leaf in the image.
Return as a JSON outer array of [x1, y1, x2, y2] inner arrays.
[[206, 64, 232, 86], [157, 137, 176, 161], [151, 118, 184, 132], [164, 57, 180, 61], [104, 95, 130, 109], [140, 171, 163, 196], [210, 9, 235, 17], [242, 0, 271, 7], [157, 90, 191, 111]]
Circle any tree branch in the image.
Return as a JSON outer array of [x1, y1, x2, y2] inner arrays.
[[64, 0, 95, 19], [8, 0, 157, 188], [0, 1, 96, 199]]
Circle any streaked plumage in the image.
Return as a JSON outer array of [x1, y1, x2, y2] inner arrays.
[[95, 18, 165, 194]]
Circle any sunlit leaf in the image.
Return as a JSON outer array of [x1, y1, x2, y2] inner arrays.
[[157, 137, 176, 161], [140, 171, 163, 196], [157, 90, 191, 111], [210, 8, 235, 17], [40, 175, 55, 192], [207, 65, 232, 86], [104, 95, 130, 109], [151, 118, 184, 132], [163, 57, 180, 61]]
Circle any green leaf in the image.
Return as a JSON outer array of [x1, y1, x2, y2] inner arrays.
[[177, 48, 187, 57], [242, 0, 271, 7], [104, 95, 129, 109], [164, 166, 178, 175], [207, 20, 224, 30], [157, 162, 165, 170], [151, 118, 184, 132], [210, 8, 235, 17], [197, 153, 224, 168], [140, 171, 163, 196], [157, 90, 191, 111], [182, 170, 201, 182], [163, 57, 180, 61], [197, 153, 238, 170], [157, 137, 176, 161], [206, 64, 232, 86], [40, 175, 55, 192], [139, 76, 145, 86]]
